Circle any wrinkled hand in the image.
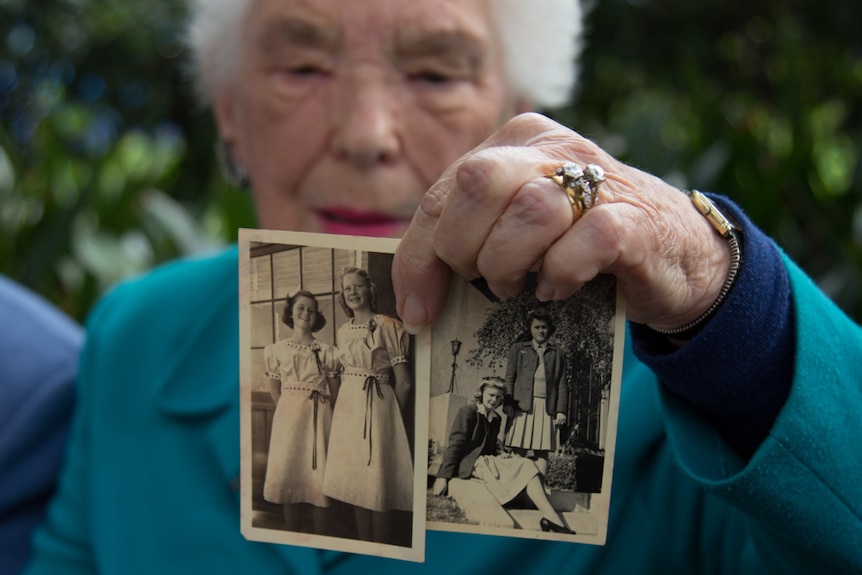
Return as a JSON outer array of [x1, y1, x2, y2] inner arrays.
[[393, 113, 730, 333]]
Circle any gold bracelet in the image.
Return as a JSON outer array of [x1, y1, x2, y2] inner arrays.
[[649, 190, 742, 338]]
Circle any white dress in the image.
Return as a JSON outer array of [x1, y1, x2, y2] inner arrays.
[[322, 314, 413, 512], [262, 339, 339, 507]]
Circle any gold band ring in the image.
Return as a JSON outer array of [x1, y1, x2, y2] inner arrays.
[[546, 163, 606, 222]]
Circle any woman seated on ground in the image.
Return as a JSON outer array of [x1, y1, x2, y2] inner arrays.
[[432, 377, 573, 534]]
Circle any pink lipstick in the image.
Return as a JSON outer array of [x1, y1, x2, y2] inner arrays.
[[317, 208, 410, 238]]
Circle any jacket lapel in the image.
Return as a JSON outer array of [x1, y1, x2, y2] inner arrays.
[[151, 264, 323, 575]]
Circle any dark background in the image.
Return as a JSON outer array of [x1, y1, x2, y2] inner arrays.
[[2, 0, 860, 323]]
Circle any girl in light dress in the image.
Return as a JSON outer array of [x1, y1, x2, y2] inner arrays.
[[322, 267, 413, 545], [262, 290, 340, 535]]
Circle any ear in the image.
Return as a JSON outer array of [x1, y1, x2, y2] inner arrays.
[[213, 88, 238, 143], [213, 87, 248, 167]]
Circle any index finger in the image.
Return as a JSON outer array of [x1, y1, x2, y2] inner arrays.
[[392, 113, 587, 330], [392, 182, 452, 333]]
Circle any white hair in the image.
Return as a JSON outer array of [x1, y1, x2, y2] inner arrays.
[[186, 0, 583, 109], [185, 0, 251, 104], [491, 0, 583, 108]]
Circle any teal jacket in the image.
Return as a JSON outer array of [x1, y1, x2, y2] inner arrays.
[[25, 247, 862, 574]]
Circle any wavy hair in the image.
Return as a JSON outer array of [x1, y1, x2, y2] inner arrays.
[[185, 0, 584, 109], [282, 290, 327, 332], [336, 267, 378, 319], [524, 309, 556, 339], [473, 376, 507, 404]]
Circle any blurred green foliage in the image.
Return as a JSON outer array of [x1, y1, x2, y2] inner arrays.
[[1, 0, 860, 323], [561, 0, 862, 320], [0, 0, 254, 318]]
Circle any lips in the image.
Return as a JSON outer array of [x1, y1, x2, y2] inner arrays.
[[317, 207, 411, 238]]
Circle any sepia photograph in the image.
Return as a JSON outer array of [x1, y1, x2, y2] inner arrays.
[[238, 229, 428, 563], [426, 273, 625, 546]]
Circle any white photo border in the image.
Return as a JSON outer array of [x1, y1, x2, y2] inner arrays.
[[239, 228, 429, 563], [425, 273, 625, 546]]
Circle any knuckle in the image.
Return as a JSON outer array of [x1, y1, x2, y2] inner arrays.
[[418, 186, 448, 220], [454, 154, 497, 200], [509, 179, 569, 228]]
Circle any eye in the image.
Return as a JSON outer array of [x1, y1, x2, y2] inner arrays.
[[287, 64, 326, 77], [408, 70, 453, 85], [268, 56, 333, 92]]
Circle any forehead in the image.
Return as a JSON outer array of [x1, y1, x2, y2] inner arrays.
[[294, 295, 317, 306], [247, 0, 496, 54], [531, 318, 549, 327]]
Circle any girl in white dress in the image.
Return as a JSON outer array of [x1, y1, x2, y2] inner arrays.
[[322, 267, 413, 545], [263, 290, 340, 535]]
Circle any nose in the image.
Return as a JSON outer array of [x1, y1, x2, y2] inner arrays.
[[330, 69, 401, 167]]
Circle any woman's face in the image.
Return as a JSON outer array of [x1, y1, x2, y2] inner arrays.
[[481, 385, 505, 411], [216, 0, 524, 237], [341, 273, 371, 312], [530, 318, 550, 345], [291, 295, 318, 331]]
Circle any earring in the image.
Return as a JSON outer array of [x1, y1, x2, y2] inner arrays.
[[215, 138, 250, 188]]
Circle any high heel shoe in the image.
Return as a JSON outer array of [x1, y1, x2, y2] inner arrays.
[[539, 517, 575, 535]]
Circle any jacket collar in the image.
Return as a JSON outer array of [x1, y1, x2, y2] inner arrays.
[[477, 402, 500, 422], [154, 277, 239, 417], [147, 256, 324, 574]]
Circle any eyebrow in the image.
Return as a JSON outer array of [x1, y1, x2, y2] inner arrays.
[[394, 30, 485, 71], [257, 16, 338, 52]]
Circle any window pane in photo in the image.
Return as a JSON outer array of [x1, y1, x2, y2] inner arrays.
[[273, 300, 289, 342], [316, 294, 338, 347], [250, 302, 275, 348], [302, 246, 334, 294], [272, 249, 301, 301], [250, 348, 267, 392], [250, 256, 272, 302]]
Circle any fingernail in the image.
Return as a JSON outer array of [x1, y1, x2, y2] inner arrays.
[[535, 281, 552, 302], [400, 293, 426, 335]]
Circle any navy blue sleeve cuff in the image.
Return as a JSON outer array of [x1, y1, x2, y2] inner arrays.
[[630, 194, 795, 459]]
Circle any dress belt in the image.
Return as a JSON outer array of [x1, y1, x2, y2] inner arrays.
[[307, 389, 329, 470], [362, 376, 385, 465]]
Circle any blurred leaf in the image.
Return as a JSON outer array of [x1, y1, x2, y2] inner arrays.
[[139, 188, 223, 255]]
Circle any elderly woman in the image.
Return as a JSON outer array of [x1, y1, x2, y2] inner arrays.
[[24, 1, 862, 575]]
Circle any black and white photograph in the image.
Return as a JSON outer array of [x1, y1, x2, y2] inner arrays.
[[239, 229, 428, 563], [426, 273, 624, 545]]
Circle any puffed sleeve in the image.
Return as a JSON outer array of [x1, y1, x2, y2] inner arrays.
[[319, 341, 341, 378], [378, 315, 409, 366], [262, 343, 280, 381]]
